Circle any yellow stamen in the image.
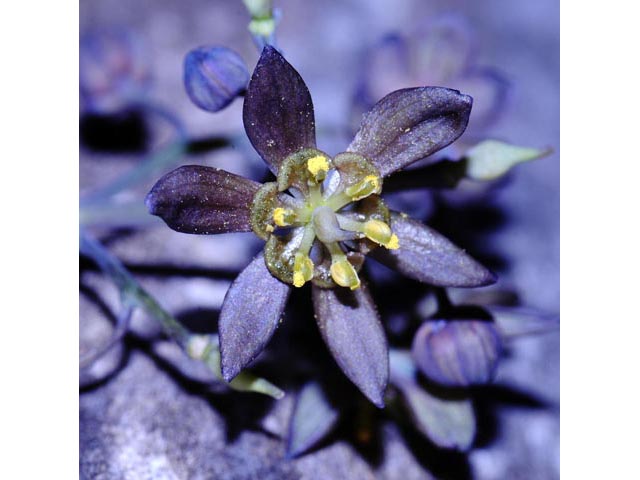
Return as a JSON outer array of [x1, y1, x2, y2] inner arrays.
[[293, 252, 314, 287], [330, 258, 361, 290], [273, 207, 295, 227], [363, 219, 400, 249], [307, 155, 330, 183], [344, 175, 381, 200]]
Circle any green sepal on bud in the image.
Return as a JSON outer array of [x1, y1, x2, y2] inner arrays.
[[464, 139, 551, 181]]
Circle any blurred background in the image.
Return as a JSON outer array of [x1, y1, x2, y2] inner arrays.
[[80, 0, 559, 478]]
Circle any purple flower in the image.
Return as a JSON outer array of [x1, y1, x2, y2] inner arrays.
[[145, 46, 495, 407]]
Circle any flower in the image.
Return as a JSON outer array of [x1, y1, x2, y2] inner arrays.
[[145, 45, 496, 407]]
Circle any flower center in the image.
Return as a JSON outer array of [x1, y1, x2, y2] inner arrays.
[[250, 148, 399, 289]]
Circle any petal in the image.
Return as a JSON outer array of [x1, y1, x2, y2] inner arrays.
[[243, 45, 316, 174], [312, 283, 389, 407], [347, 87, 472, 177], [145, 165, 261, 234], [219, 253, 291, 381], [372, 211, 496, 287], [287, 381, 340, 458]]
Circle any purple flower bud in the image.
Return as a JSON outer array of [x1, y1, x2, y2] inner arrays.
[[183, 46, 250, 113], [79, 27, 151, 114], [412, 320, 502, 387]]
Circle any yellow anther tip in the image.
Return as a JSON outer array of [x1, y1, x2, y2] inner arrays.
[[293, 271, 306, 288], [386, 234, 400, 250], [307, 155, 330, 181], [273, 207, 293, 227], [293, 252, 314, 287]]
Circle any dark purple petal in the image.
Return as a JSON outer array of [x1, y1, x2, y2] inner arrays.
[[145, 165, 261, 234], [312, 284, 388, 408], [372, 211, 496, 287], [183, 46, 250, 113], [347, 87, 472, 177], [243, 45, 316, 174], [412, 320, 502, 387], [287, 381, 340, 458], [219, 253, 291, 381]]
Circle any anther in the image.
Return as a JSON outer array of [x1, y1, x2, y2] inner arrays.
[[363, 219, 400, 250], [293, 252, 314, 287], [330, 257, 361, 290], [273, 207, 296, 227], [307, 155, 330, 183], [344, 175, 381, 201]]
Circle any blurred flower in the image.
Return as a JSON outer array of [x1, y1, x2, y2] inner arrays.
[[183, 46, 250, 113], [146, 45, 495, 407], [352, 14, 509, 146], [79, 27, 151, 114], [412, 319, 502, 387]]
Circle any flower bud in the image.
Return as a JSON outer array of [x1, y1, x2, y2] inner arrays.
[[80, 27, 151, 114], [412, 319, 501, 387], [183, 46, 250, 113]]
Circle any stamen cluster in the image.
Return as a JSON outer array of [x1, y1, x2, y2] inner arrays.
[[250, 148, 399, 290]]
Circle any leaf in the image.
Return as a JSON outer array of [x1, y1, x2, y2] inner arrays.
[[219, 253, 290, 381], [243, 45, 316, 174], [348, 87, 472, 177], [372, 211, 496, 287], [488, 306, 559, 340], [145, 165, 261, 234], [312, 283, 389, 407], [287, 381, 340, 457], [464, 139, 551, 181], [389, 349, 475, 450], [398, 380, 476, 450]]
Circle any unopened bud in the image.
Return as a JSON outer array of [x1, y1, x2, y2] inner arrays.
[[183, 46, 250, 113], [412, 320, 502, 387]]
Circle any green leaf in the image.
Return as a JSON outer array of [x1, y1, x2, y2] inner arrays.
[[464, 139, 551, 181]]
